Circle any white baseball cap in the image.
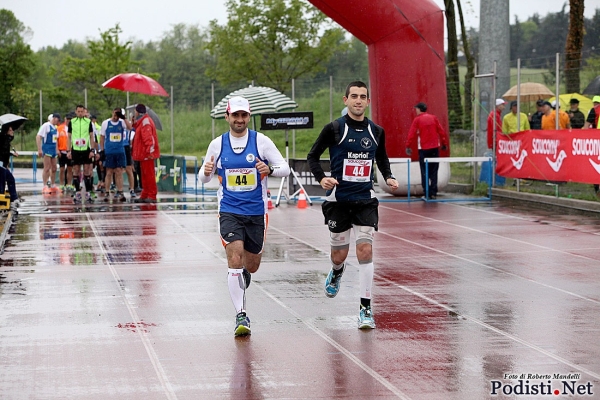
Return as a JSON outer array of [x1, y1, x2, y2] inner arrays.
[[495, 99, 506, 106], [226, 96, 251, 114]]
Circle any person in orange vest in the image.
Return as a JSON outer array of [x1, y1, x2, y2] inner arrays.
[[57, 112, 74, 192], [541, 101, 570, 130]]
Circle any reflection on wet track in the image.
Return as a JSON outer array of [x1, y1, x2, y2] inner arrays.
[[1, 193, 599, 399]]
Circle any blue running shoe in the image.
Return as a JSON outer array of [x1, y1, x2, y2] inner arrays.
[[234, 311, 251, 336], [358, 305, 376, 329], [324, 264, 345, 298], [73, 192, 82, 204]]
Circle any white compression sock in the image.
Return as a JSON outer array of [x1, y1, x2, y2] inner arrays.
[[228, 268, 246, 313], [331, 257, 344, 271], [358, 261, 374, 299]]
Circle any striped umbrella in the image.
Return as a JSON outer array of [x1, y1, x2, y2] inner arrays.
[[210, 86, 297, 119]]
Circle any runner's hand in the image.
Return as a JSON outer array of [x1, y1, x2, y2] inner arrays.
[[320, 177, 338, 190], [204, 155, 215, 176], [255, 157, 269, 176]]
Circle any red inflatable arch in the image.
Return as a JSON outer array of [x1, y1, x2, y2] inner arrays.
[[308, 0, 449, 159]]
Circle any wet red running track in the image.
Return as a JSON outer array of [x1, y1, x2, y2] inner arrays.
[[1, 193, 600, 399]]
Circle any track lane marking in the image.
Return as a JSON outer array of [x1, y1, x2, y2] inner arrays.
[[88, 213, 178, 400], [163, 212, 411, 399], [268, 222, 600, 381]]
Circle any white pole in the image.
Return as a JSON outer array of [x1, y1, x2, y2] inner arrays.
[[517, 58, 521, 130], [292, 78, 296, 159], [211, 83, 215, 140], [127, 92, 130, 107], [39, 90, 42, 126], [84, 88, 87, 109], [473, 63, 478, 189], [171, 85, 174, 155]]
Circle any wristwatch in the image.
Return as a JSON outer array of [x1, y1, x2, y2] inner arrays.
[[268, 165, 274, 176]]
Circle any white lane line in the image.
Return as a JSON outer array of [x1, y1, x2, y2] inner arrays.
[[268, 224, 600, 380], [445, 202, 600, 236], [255, 284, 412, 400], [87, 213, 178, 400], [380, 204, 600, 263], [162, 212, 410, 399], [378, 274, 600, 381], [375, 214, 600, 306]]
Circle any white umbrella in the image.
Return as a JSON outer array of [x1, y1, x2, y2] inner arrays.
[[0, 113, 27, 131], [210, 86, 297, 119]]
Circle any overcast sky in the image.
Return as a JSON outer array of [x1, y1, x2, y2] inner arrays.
[[1, 0, 598, 51]]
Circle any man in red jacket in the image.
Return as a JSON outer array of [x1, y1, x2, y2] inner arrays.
[[487, 98, 506, 150], [405, 102, 448, 199], [132, 104, 160, 203]]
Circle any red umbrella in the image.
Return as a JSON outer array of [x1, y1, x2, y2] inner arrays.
[[102, 73, 169, 97]]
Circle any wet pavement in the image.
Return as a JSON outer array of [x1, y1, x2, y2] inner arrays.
[[1, 174, 600, 399]]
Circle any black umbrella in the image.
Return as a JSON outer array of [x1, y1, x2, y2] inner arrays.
[[0, 113, 27, 133], [583, 76, 600, 96], [126, 105, 163, 131]]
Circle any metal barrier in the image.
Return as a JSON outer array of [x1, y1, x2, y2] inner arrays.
[[381, 158, 415, 203], [8, 151, 38, 182], [155, 155, 199, 195], [183, 155, 198, 195], [424, 156, 493, 202]]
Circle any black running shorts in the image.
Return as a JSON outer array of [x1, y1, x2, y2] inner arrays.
[[322, 198, 379, 233], [58, 152, 72, 167], [219, 212, 266, 254], [71, 149, 94, 165], [124, 145, 132, 166]]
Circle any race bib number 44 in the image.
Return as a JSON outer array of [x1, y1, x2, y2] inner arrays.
[[225, 168, 258, 191], [343, 159, 372, 182]]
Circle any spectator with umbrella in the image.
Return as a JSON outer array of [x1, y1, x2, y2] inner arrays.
[[131, 104, 160, 203], [103, 72, 169, 197], [0, 113, 26, 168], [568, 98, 586, 129], [0, 114, 26, 211]]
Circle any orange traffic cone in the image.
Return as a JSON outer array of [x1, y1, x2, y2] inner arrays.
[[267, 190, 274, 210], [297, 189, 308, 209]]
